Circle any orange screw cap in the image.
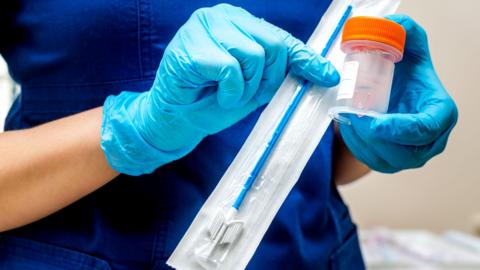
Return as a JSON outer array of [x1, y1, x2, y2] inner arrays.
[[342, 16, 406, 54]]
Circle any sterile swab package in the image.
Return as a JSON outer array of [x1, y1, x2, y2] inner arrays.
[[167, 1, 400, 269]]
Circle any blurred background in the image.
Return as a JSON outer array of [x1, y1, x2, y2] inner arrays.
[[0, 0, 479, 268]]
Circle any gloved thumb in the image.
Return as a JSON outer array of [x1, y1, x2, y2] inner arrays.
[[278, 28, 340, 87], [370, 95, 458, 146], [259, 20, 339, 87]]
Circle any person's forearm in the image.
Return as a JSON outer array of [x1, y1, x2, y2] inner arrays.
[[0, 107, 118, 232], [333, 123, 371, 185]]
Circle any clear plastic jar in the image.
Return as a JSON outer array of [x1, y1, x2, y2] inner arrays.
[[330, 16, 406, 123]]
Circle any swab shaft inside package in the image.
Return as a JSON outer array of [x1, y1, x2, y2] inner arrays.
[[168, 1, 401, 269]]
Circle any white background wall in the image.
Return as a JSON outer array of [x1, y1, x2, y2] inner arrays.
[[341, 0, 480, 234]]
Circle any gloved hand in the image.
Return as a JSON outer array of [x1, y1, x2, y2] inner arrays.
[[101, 4, 340, 176], [338, 15, 458, 173]]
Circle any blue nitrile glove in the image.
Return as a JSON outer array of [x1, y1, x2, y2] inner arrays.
[[101, 4, 340, 176], [338, 15, 458, 173]]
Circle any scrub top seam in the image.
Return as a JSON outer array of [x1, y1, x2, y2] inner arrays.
[[151, 211, 169, 270], [149, 218, 160, 269], [146, 0, 154, 77], [136, 0, 144, 77], [139, 0, 154, 78]]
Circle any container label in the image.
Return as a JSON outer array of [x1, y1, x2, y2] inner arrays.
[[337, 61, 359, 100]]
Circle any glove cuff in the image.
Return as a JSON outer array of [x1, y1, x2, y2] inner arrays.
[[101, 92, 195, 176]]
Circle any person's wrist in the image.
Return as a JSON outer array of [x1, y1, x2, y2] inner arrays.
[[135, 89, 207, 152], [100, 91, 196, 176]]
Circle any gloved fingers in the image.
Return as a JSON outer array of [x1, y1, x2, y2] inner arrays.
[[338, 119, 396, 173], [219, 4, 325, 101], [207, 4, 288, 105], [385, 14, 431, 62], [260, 20, 340, 88], [252, 27, 289, 104], [371, 98, 457, 146], [182, 9, 247, 109], [225, 17, 289, 104], [156, 47, 219, 106], [421, 119, 456, 159], [213, 54, 247, 109], [208, 22, 266, 107], [346, 114, 431, 171]]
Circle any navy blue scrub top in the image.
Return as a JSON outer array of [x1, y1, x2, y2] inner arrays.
[[0, 1, 364, 269]]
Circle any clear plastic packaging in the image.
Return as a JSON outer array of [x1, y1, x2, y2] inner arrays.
[[330, 16, 406, 122], [167, 1, 401, 270]]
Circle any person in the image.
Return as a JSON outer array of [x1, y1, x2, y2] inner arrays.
[[0, 1, 457, 269]]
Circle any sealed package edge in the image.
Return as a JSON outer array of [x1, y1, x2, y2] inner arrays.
[[167, 0, 401, 269]]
